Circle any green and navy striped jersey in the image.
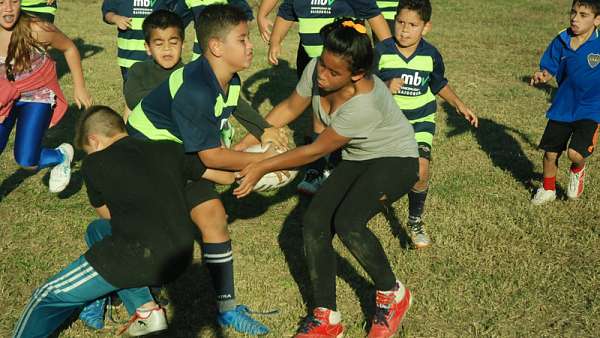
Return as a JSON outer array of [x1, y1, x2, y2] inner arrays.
[[21, 0, 57, 22], [374, 38, 448, 145], [278, 0, 381, 58], [376, 0, 397, 22], [102, 0, 177, 68], [174, 0, 253, 61], [127, 56, 241, 152]]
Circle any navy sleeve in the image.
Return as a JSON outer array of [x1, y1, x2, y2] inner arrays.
[[347, 0, 381, 19], [372, 39, 394, 81], [173, 0, 194, 28], [171, 85, 222, 153], [277, 0, 297, 21], [540, 35, 564, 77], [229, 0, 254, 20], [82, 158, 106, 208], [102, 0, 119, 22], [430, 49, 448, 94]]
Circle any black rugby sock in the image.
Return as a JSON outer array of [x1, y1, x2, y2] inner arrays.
[[203, 241, 236, 313]]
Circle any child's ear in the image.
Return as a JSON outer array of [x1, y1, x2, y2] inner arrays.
[[594, 14, 600, 28], [351, 69, 367, 83], [423, 21, 432, 36], [144, 42, 152, 56], [208, 37, 224, 57]]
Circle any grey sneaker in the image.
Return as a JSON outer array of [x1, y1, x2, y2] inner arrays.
[[119, 306, 167, 336], [49, 143, 74, 193], [297, 169, 330, 195], [408, 221, 432, 249]]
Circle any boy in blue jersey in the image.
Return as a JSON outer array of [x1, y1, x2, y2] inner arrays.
[[101, 0, 177, 80], [530, 0, 600, 205], [174, 0, 253, 60], [374, 0, 478, 249], [126, 4, 280, 335]]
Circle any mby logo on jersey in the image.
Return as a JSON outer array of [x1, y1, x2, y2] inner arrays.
[[310, 0, 335, 15], [133, 0, 155, 16], [400, 71, 429, 87]]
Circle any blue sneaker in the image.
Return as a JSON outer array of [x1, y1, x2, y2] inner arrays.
[[79, 297, 107, 330], [217, 305, 269, 336]]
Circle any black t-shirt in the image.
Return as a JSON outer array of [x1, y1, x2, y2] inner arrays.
[[82, 137, 205, 288]]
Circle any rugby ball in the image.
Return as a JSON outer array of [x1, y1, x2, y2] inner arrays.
[[242, 144, 298, 192]]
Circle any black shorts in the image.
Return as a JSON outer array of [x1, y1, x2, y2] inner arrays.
[[539, 119, 600, 158], [184, 153, 219, 210]]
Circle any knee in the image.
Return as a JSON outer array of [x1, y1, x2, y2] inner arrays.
[[544, 152, 558, 162], [190, 199, 227, 232], [567, 148, 584, 163]]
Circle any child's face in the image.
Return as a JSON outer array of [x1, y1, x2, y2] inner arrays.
[[394, 8, 431, 48], [144, 27, 183, 70], [570, 4, 600, 36], [0, 0, 20, 30], [316, 51, 361, 92], [220, 21, 253, 71]]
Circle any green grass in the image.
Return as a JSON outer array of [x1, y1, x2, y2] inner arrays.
[[1, 0, 600, 337]]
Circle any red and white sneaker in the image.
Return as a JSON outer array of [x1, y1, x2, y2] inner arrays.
[[295, 307, 344, 338], [367, 282, 412, 338], [567, 165, 586, 199]]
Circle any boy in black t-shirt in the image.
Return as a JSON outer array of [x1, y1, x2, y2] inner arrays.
[[13, 106, 228, 337]]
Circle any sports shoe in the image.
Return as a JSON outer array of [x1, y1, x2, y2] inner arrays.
[[368, 282, 412, 338], [531, 187, 556, 205], [297, 169, 330, 195], [295, 307, 344, 338], [567, 165, 586, 199], [118, 306, 168, 336], [79, 297, 106, 330], [49, 143, 74, 193], [408, 220, 432, 249], [218, 305, 269, 336]]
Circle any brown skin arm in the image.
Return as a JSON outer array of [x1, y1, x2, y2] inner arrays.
[[198, 147, 275, 171], [95, 205, 111, 219], [202, 168, 236, 185], [234, 127, 349, 198], [268, 16, 294, 65], [367, 14, 392, 41], [437, 85, 478, 127]]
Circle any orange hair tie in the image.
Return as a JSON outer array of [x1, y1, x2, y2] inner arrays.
[[341, 20, 367, 34]]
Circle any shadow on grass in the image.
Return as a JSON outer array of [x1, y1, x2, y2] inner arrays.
[[242, 59, 311, 147], [443, 102, 542, 191], [49, 38, 104, 81], [520, 75, 556, 103]]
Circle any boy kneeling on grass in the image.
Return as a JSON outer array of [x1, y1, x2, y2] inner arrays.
[[530, 0, 600, 205], [13, 105, 232, 337]]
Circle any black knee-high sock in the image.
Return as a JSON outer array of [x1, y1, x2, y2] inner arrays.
[[408, 189, 428, 223], [203, 241, 235, 313]]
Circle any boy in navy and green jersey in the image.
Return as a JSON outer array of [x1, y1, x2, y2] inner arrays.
[[173, 0, 253, 60], [374, 0, 478, 249], [101, 0, 177, 80], [127, 5, 278, 336], [21, 0, 57, 22]]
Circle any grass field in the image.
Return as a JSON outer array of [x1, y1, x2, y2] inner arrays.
[[1, 0, 600, 337]]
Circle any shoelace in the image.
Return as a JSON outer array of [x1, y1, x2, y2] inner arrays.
[[297, 315, 322, 333], [372, 291, 396, 327], [410, 222, 426, 235], [372, 306, 390, 327], [116, 306, 160, 336]]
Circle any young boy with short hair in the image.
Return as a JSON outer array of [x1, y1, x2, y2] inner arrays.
[[530, 0, 600, 205], [13, 105, 222, 337], [101, 0, 177, 80], [127, 4, 279, 335], [374, 0, 478, 249], [124, 9, 282, 146]]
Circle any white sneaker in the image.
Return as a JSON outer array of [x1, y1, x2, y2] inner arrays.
[[122, 307, 167, 337], [567, 166, 586, 199], [49, 143, 74, 193], [531, 187, 556, 205]]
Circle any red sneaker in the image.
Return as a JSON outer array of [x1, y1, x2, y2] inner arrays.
[[295, 307, 344, 338], [367, 283, 412, 338], [567, 165, 586, 199]]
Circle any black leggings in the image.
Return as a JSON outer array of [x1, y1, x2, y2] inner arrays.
[[302, 157, 419, 310]]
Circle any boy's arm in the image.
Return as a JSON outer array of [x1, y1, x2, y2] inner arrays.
[[258, 0, 279, 42], [232, 100, 289, 150], [228, 0, 255, 20], [173, 0, 194, 28], [95, 205, 111, 219], [531, 37, 562, 85], [348, 0, 391, 41], [437, 85, 478, 127], [269, 1, 295, 65], [202, 169, 236, 185]]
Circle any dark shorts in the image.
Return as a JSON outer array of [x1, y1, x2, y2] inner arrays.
[[417, 142, 432, 161], [184, 154, 219, 211], [539, 119, 600, 158]]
